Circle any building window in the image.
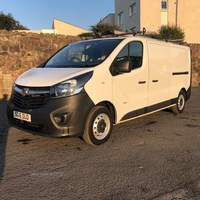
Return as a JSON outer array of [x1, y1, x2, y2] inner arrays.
[[161, 1, 168, 9], [130, 3, 136, 15], [118, 12, 123, 25]]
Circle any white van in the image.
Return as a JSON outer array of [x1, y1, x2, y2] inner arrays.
[[7, 34, 191, 145]]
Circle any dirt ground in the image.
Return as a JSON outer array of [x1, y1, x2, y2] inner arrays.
[[0, 87, 200, 200]]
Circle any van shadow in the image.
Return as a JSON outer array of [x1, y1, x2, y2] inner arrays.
[[0, 94, 10, 184]]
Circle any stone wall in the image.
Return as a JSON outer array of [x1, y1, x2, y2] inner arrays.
[[0, 30, 199, 100], [189, 44, 200, 86], [0, 30, 80, 100]]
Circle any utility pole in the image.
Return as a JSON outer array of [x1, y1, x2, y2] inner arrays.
[[175, 0, 178, 26]]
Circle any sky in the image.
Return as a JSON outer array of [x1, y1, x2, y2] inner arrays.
[[0, 0, 114, 31]]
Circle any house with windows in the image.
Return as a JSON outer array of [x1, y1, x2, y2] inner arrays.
[[101, 0, 200, 43]]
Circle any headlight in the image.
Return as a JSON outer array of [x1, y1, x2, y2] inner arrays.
[[50, 71, 93, 98], [54, 79, 77, 97]]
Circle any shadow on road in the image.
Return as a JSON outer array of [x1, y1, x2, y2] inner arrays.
[[0, 94, 10, 183]]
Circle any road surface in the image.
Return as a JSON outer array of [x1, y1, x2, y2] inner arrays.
[[0, 87, 200, 200]]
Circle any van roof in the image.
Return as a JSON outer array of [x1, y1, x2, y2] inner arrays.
[[80, 36, 188, 48], [80, 30, 188, 47]]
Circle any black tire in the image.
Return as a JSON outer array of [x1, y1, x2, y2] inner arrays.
[[172, 90, 186, 114], [82, 106, 113, 145]]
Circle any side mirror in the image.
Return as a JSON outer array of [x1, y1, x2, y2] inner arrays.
[[115, 59, 132, 73]]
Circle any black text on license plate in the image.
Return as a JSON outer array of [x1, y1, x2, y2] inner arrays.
[[13, 111, 31, 122]]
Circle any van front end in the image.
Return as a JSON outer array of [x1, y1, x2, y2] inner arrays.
[[7, 86, 94, 137], [7, 71, 94, 137]]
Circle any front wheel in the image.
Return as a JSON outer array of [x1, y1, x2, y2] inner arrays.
[[172, 90, 186, 114], [82, 106, 113, 145]]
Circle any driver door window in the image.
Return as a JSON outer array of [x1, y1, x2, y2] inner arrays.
[[116, 41, 143, 70]]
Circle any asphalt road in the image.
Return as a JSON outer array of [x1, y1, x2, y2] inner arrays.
[[0, 87, 200, 200]]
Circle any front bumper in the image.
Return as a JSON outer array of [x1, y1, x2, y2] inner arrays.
[[7, 92, 94, 137]]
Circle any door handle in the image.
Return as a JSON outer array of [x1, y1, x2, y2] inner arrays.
[[138, 81, 146, 84], [152, 79, 158, 83]]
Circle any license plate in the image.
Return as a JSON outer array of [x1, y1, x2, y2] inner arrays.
[[13, 111, 31, 122]]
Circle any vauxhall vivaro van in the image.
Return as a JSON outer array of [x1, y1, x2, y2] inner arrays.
[[7, 33, 191, 145]]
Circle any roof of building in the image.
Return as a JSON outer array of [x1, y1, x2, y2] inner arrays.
[[52, 18, 89, 32]]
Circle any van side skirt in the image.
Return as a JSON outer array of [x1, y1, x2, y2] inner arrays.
[[121, 86, 191, 122], [120, 98, 177, 121]]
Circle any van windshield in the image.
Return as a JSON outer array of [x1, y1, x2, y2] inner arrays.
[[44, 39, 123, 68]]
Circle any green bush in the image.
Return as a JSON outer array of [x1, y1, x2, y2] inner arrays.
[[78, 32, 94, 40], [90, 23, 121, 37], [79, 23, 122, 39], [150, 24, 185, 41], [0, 12, 17, 31], [0, 11, 29, 31]]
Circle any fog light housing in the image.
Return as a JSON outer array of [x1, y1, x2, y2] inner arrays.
[[54, 115, 66, 125]]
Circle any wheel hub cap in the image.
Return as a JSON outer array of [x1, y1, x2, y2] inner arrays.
[[92, 113, 110, 140], [178, 94, 184, 110], [97, 119, 106, 133]]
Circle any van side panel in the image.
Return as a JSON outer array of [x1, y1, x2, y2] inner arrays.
[[170, 44, 191, 99], [85, 38, 191, 125], [147, 41, 172, 106], [84, 58, 113, 105]]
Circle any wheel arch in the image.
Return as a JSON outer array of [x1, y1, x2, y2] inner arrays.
[[96, 101, 116, 124], [180, 87, 187, 99], [179, 85, 191, 102], [172, 88, 187, 114]]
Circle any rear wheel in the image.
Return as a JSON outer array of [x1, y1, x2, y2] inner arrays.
[[172, 90, 186, 114], [82, 106, 113, 145]]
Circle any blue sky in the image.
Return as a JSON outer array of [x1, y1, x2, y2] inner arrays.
[[0, 0, 114, 30]]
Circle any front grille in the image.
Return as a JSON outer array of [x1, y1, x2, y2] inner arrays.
[[8, 116, 52, 134], [12, 86, 50, 109]]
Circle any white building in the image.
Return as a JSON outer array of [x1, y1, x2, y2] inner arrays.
[[100, 0, 200, 43], [99, 14, 115, 25]]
